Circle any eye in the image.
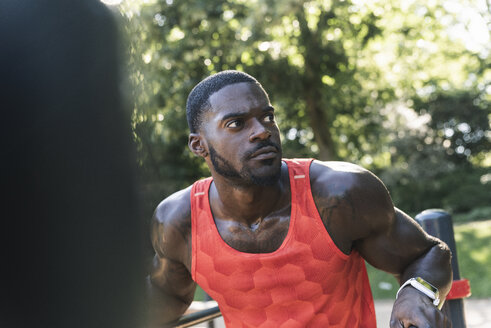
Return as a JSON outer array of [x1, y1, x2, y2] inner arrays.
[[226, 119, 243, 128], [263, 113, 275, 123]]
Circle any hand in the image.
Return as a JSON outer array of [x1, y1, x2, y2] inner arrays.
[[390, 286, 451, 328]]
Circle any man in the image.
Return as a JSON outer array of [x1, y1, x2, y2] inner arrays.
[[147, 70, 452, 327]]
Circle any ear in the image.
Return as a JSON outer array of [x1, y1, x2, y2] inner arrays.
[[188, 133, 208, 158]]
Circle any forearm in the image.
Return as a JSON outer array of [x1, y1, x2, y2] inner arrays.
[[146, 276, 192, 327], [398, 239, 453, 298]]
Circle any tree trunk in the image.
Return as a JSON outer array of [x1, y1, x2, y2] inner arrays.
[[304, 88, 336, 161], [297, 9, 337, 161]]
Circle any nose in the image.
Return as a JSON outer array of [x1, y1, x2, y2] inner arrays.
[[249, 119, 271, 142]]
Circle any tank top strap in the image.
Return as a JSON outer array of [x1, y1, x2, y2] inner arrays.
[[284, 158, 315, 213], [190, 177, 213, 281], [283, 158, 313, 183]]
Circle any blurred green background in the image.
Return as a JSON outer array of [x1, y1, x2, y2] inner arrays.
[[114, 0, 490, 298]]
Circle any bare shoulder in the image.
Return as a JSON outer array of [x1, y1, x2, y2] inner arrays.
[[153, 186, 192, 227], [309, 160, 395, 246], [151, 186, 193, 264], [310, 160, 385, 194]]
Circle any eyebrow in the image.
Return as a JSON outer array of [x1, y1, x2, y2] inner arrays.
[[219, 106, 275, 122]]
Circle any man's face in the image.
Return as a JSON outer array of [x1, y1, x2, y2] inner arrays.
[[201, 82, 282, 186]]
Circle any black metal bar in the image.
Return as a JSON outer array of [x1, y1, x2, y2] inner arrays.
[[172, 306, 221, 328], [415, 209, 467, 328]]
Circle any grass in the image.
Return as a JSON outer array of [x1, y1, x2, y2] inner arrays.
[[452, 220, 491, 298], [452, 206, 491, 223], [194, 285, 207, 302], [367, 219, 491, 299]]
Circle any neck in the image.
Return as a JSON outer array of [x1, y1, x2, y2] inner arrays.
[[209, 166, 288, 226]]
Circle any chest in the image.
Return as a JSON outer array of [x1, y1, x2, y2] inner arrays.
[[213, 206, 291, 253]]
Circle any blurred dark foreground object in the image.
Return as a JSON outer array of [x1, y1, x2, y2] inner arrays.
[[0, 1, 144, 327]]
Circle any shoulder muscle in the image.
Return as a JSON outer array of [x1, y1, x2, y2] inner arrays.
[[151, 186, 192, 264], [310, 160, 395, 244]]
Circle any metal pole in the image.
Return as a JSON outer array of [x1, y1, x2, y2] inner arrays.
[[415, 209, 466, 328], [173, 306, 221, 328], [204, 293, 216, 328]]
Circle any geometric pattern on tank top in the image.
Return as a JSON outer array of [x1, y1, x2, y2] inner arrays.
[[191, 159, 376, 327]]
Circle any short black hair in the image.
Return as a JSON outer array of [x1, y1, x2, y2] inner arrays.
[[186, 70, 265, 133]]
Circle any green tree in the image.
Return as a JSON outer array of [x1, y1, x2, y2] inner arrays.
[[120, 0, 490, 218], [380, 90, 490, 215]]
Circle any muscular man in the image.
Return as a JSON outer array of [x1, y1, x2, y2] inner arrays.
[[147, 70, 452, 327]]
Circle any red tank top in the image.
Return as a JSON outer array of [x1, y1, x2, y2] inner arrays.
[[191, 159, 376, 327]]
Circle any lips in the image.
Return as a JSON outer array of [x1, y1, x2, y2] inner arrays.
[[249, 146, 278, 160]]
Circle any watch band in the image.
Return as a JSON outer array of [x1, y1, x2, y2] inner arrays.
[[396, 277, 442, 309]]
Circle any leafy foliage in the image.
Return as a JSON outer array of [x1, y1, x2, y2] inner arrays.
[[120, 0, 490, 219]]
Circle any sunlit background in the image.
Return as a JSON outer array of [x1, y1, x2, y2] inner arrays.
[[100, 0, 122, 5], [105, 0, 490, 306]]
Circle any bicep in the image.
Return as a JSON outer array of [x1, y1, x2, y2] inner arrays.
[[149, 253, 196, 304], [149, 193, 195, 304], [355, 208, 437, 277], [146, 254, 196, 325]]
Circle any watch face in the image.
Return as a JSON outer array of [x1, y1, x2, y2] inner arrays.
[[415, 277, 438, 294]]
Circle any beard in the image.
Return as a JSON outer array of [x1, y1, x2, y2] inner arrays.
[[208, 141, 281, 186]]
